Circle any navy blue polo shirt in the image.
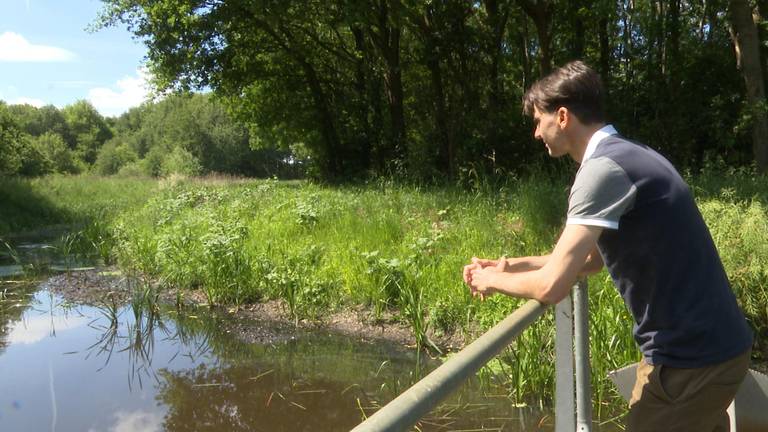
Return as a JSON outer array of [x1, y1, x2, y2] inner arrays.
[[567, 126, 753, 368]]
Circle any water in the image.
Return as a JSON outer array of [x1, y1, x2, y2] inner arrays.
[[0, 230, 100, 277], [0, 287, 559, 431]]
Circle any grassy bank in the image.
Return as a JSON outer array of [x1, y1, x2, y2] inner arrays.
[[2, 171, 766, 413], [0, 174, 158, 236]]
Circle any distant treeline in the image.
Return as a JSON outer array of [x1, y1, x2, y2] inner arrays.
[[89, 0, 768, 180], [0, 94, 301, 179]]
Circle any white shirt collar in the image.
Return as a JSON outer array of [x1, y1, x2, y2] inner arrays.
[[582, 124, 618, 162]]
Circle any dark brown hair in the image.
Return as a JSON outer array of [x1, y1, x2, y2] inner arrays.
[[522, 61, 605, 124]]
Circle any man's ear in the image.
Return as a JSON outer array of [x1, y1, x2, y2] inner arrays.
[[557, 107, 569, 129]]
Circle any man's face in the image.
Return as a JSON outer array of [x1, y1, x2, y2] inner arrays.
[[533, 105, 568, 158]]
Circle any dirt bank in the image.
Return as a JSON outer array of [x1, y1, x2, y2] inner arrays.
[[37, 268, 467, 352]]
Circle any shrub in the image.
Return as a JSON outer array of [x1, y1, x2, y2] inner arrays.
[[161, 146, 202, 177]]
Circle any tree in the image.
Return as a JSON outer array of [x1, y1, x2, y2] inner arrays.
[[34, 132, 79, 174], [729, 0, 768, 172], [0, 103, 24, 176], [61, 100, 113, 165], [93, 139, 139, 175], [96, 0, 766, 178]]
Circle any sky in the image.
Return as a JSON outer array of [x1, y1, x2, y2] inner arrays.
[[0, 0, 150, 117]]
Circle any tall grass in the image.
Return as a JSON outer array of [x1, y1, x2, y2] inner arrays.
[[0, 174, 157, 237]]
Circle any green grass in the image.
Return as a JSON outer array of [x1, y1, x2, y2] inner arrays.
[[2, 170, 766, 417], [0, 174, 158, 236]]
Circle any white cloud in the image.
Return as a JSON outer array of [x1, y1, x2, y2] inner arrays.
[[10, 97, 46, 107], [87, 68, 153, 117], [0, 32, 75, 62], [110, 410, 163, 432], [8, 314, 88, 345]]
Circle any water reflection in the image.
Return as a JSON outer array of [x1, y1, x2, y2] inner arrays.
[[8, 307, 88, 345], [1, 232, 101, 277], [0, 288, 559, 431]]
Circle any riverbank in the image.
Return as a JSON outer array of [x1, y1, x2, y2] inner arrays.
[[37, 268, 467, 351]]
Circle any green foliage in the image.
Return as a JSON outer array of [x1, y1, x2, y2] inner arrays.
[[34, 132, 80, 174], [96, 172, 768, 411], [17, 133, 53, 176], [199, 218, 257, 305], [0, 102, 24, 176], [104, 93, 277, 178], [693, 167, 768, 359], [61, 100, 113, 165], [160, 146, 202, 177], [94, 139, 139, 175], [95, 0, 765, 180]]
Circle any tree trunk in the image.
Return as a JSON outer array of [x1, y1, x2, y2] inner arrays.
[[665, 0, 680, 87], [756, 1, 768, 92], [352, 26, 373, 173], [299, 57, 343, 178], [599, 16, 611, 90], [409, 8, 455, 177], [517, 0, 554, 75], [569, 0, 585, 59], [516, 11, 532, 90], [729, 0, 768, 171], [370, 0, 407, 167], [483, 0, 511, 152]]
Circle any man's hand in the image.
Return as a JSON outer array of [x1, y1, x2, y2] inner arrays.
[[463, 256, 509, 285], [466, 257, 507, 300]]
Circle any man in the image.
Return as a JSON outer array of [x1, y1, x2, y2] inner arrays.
[[463, 61, 753, 431]]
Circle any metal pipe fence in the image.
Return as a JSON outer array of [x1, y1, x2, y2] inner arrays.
[[351, 279, 591, 432], [350, 299, 547, 432]]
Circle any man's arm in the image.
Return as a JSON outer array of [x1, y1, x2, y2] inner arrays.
[[579, 245, 604, 276], [463, 235, 604, 283], [468, 224, 603, 304]]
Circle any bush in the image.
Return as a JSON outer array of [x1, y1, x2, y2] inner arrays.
[[17, 135, 53, 176], [116, 161, 148, 177], [94, 139, 139, 176], [161, 146, 202, 177], [35, 132, 79, 174], [0, 103, 24, 175]]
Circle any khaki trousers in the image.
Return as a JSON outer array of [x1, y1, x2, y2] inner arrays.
[[627, 349, 751, 432]]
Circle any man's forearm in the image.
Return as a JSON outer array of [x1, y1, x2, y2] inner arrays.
[[506, 254, 551, 272]]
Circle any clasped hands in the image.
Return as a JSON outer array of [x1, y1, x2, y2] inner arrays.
[[462, 256, 509, 300]]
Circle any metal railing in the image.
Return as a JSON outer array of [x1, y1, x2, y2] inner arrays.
[[351, 279, 592, 432]]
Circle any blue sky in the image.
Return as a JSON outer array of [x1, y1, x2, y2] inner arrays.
[[0, 0, 150, 117]]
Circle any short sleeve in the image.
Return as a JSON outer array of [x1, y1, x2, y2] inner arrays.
[[567, 157, 637, 230]]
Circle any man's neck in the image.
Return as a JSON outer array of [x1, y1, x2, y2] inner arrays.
[[571, 122, 607, 163]]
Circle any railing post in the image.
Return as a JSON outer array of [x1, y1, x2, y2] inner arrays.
[[555, 293, 575, 432], [573, 279, 592, 432], [555, 279, 592, 432]]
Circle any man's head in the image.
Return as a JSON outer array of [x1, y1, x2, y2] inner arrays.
[[523, 61, 606, 160], [523, 60, 605, 125]]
